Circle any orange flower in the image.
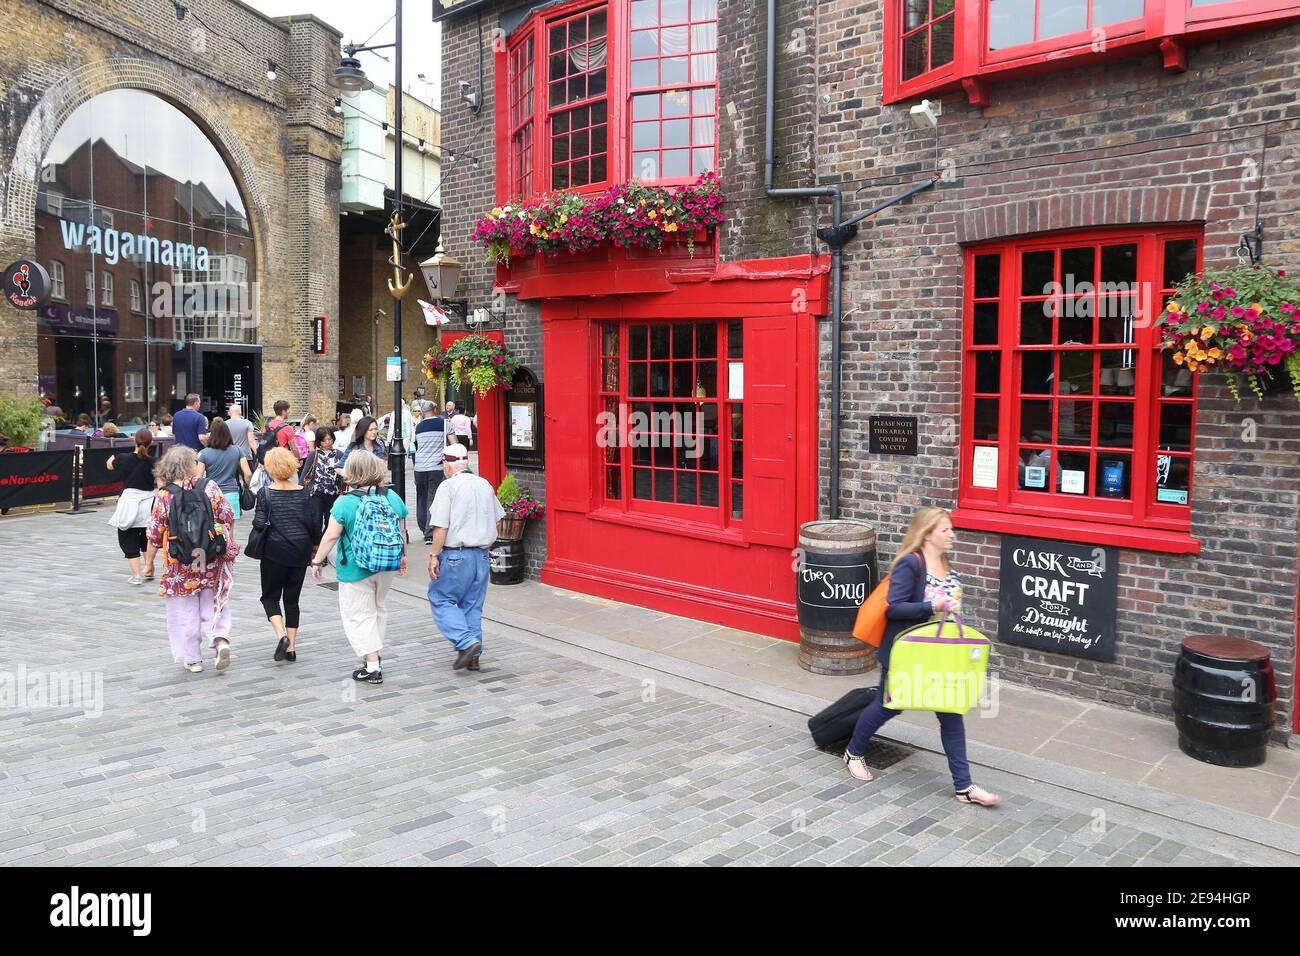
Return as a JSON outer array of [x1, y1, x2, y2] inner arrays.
[[1166, 301, 1182, 313], [1208, 347, 1222, 359], [1173, 352, 1185, 365], [1199, 326, 1214, 341]]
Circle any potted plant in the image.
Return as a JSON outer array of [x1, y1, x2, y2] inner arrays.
[[0, 396, 45, 452], [1158, 263, 1300, 401], [422, 335, 520, 398], [491, 473, 545, 586]]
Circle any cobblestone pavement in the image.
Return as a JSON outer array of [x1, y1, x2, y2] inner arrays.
[[1, 509, 1296, 866]]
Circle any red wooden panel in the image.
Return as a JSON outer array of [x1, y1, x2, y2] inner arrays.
[[744, 314, 797, 548], [542, 319, 594, 512]]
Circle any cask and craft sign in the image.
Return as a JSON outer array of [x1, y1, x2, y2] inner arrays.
[[997, 536, 1118, 662]]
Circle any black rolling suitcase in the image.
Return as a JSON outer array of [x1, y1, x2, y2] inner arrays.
[[807, 686, 879, 750]]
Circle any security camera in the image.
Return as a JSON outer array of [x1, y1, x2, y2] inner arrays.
[[458, 80, 480, 111], [909, 98, 941, 130]]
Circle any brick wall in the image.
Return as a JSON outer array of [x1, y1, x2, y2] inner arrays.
[[0, 0, 342, 420], [438, 1, 1300, 730]]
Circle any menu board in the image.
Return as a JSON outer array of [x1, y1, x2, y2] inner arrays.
[[997, 536, 1118, 662]]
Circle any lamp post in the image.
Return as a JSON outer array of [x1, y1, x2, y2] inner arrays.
[[328, 4, 412, 502]]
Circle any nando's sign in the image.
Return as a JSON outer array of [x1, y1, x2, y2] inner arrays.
[[4, 259, 52, 310]]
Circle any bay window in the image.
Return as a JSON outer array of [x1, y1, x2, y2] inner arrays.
[[957, 228, 1202, 551], [498, 0, 719, 203]]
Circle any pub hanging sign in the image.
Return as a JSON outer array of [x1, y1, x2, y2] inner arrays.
[[4, 260, 52, 310], [997, 536, 1118, 662]]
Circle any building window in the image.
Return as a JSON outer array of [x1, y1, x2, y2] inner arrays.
[[84, 270, 94, 305], [509, 35, 536, 197], [987, 0, 1143, 52], [100, 208, 115, 230], [101, 271, 114, 306], [47, 193, 63, 217], [130, 279, 143, 313], [629, 0, 718, 181], [124, 370, 144, 403], [499, 0, 720, 201], [599, 318, 742, 522], [546, 5, 610, 190], [50, 260, 65, 300], [960, 228, 1200, 538], [901, 0, 955, 80]]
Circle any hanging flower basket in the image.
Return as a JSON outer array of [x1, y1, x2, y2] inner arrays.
[[421, 335, 521, 398], [1157, 263, 1300, 402], [472, 172, 724, 265]]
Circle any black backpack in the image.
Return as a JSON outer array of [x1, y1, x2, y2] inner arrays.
[[255, 421, 294, 464], [165, 482, 228, 567]]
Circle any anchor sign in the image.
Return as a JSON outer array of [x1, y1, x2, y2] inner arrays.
[[3, 259, 52, 310]]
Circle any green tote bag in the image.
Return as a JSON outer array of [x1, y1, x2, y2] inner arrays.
[[885, 612, 991, 715]]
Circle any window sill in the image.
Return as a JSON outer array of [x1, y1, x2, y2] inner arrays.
[[589, 505, 747, 547], [951, 507, 1201, 555]]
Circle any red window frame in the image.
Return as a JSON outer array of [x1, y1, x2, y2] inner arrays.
[[882, 0, 1300, 105], [496, 0, 721, 205], [956, 226, 1203, 551], [597, 318, 743, 528], [544, 5, 611, 192], [507, 35, 536, 198]]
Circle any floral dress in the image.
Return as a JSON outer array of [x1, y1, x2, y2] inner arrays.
[[147, 478, 240, 602], [925, 569, 963, 619], [311, 448, 342, 496]]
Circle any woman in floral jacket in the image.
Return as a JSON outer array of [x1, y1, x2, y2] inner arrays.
[[145, 446, 241, 674]]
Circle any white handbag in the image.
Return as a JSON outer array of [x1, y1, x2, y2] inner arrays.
[[248, 464, 268, 494]]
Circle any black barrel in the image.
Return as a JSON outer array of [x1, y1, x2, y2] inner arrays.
[[1173, 635, 1276, 768], [796, 520, 878, 676], [489, 538, 526, 585]]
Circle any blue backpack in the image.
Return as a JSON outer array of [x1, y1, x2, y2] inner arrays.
[[342, 489, 404, 572]]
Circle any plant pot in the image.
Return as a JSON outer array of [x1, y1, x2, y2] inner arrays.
[[497, 516, 526, 541]]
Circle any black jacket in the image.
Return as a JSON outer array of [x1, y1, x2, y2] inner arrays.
[[253, 487, 322, 566], [880, 552, 934, 669]]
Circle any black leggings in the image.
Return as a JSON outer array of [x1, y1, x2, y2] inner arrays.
[[117, 527, 147, 559], [259, 561, 307, 629]]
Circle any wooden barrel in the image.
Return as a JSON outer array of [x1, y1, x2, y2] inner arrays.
[[796, 520, 878, 676], [489, 538, 526, 585], [1173, 635, 1276, 768]]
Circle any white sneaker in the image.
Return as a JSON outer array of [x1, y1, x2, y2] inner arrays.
[[128, 576, 144, 586], [184, 661, 203, 673], [215, 642, 230, 672]]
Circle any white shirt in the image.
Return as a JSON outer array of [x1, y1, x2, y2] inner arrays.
[[450, 413, 473, 437], [430, 470, 504, 549]]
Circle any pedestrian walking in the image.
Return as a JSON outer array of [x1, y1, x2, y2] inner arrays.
[[303, 426, 342, 533], [335, 409, 362, 450], [337, 416, 387, 480], [309, 450, 409, 684], [449, 406, 474, 449], [426, 443, 503, 672], [197, 419, 254, 519], [413, 400, 447, 545], [106, 428, 158, 585], [292, 415, 318, 459], [251, 448, 322, 663], [145, 446, 240, 674], [840, 507, 1001, 807], [226, 403, 258, 460], [172, 393, 208, 450]]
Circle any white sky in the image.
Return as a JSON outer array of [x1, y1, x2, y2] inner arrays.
[[245, 0, 442, 108]]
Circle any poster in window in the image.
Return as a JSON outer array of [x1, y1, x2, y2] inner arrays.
[[510, 401, 536, 450], [728, 361, 744, 400], [971, 445, 998, 489], [998, 536, 1118, 662], [1060, 469, 1086, 495]]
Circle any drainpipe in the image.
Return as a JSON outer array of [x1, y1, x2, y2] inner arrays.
[[764, 0, 935, 520]]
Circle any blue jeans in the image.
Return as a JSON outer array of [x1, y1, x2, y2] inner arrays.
[[846, 662, 973, 792], [427, 548, 490, 652]]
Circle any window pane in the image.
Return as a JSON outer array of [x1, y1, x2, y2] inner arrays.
[[692, 149, 715, 175], [1056, 451, 1091, 495], [1058, 402, 1093, 445], [1093, 0, 1143, 25], [654, 470, 674, 502], [1058, 350, 1093, 395], [693, 88, 716, 114], [698, 362, 717, 397], [663, 149, 690, 177], [633, 93, 660, 119], [692, 0, 717, 17], [700, 473, 719, 507], [629, 324, 648, 359], [731, 441, 743, 478], [1021, 250, 1055, 296], [1101, 350, 1137, 395], [1019, 447, 1051, 491], [663, 119, 690, 148], [973, 302, 999, 345], [634, 468, 652, 498], [632, 60, 658, 87], [630, 363, 648, 395], [1162, 238, 1197, 289], [651, 324, 670, 358], [973, 398, 999, 441], [1060, 246, 1095, 286], [1021, 351, 1053, 394], [632, 28, 658, 57], [1020, 301, 1052, 345], [1039, 0, 1086, 39], [634, 152, 660, 179], [1100, 243, 1137, 285], [1058, 298, 1093, 345], [988, 0, 1035, 49], [1158, 348, 1192, 397], [690, 54, 716, 82], [606, 467, 622, 499], [662, 57, 689, 84], [633, 122, 659, 149], [974, 254, 1000, 298], [905, 0, 928, 30], [601, 321, 619, 355], [1155, 454, 1190, 505], [672, 363, 693, 396], [692, 23, 717, 51], [728, 319, 743, 357], [731, 482, 743, 519], [702, 403, 718, 434], [692, 117, 714, 146], [731, 406, 744, 439], [602, 359, 619, 392], [663, 90, 690, 116], [1020, 400, 1052, 443], [931, 17, 954, 68], [974, 352, 1001, 393], [677, 471, 698, 505], [933, 0, 955, 12], [663, 0, 688, 21], [1098, 296, 1137, 345], [1096, 453, 1132, 500], [902, 30, 928, 80], [662, 26, 689, 54], [631, 1, 656, 26], [650, 361, 671, 395], [1098, 402, 1133, 448], [1159, 403, 1193, 452]]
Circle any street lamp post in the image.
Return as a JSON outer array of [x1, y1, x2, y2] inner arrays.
[[328, 2, 412, 503]]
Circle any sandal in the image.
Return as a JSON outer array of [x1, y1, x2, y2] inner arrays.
[[842, 751, 875, 782], [955, 785, 1001, 807]]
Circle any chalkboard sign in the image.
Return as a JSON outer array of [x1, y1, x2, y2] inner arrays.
[[997, 536, 1118, 662], [796, 550, 877, 631], [868, 415, 919, 456]]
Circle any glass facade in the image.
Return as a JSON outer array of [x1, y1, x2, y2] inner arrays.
[[35, 89, 257, 425]]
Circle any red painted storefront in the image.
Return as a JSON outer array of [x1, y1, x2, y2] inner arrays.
[[496, 248, 828, 639]]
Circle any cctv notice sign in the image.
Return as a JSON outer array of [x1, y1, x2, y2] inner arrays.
[[997, 536, 1118, 662]]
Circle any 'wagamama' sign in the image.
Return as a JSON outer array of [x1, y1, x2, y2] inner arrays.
[[997, 536, 1117, 662]]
